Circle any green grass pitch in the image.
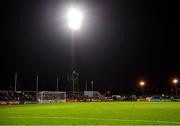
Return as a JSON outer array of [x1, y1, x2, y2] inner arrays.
[[0, 102, 180, 125]]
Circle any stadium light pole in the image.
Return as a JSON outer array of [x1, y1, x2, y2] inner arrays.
[[56, 76, 59, 91], [91, 81, 94, 91], [91, 81, 94, 97], [66, 7, 83, 96], [36, 75, 39, 92], [139, 80, 145, 96], [85, 80, 88, 91], [172, 78, 178, 97], [14, 73, 17, 92]]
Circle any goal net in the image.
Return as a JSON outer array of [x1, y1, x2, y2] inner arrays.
[[37, 91, 66, 103]]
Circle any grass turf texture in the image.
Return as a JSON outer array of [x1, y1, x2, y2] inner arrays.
[[0, 102, 180, 125]]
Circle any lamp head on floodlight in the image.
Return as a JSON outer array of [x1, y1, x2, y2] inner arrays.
[[67, 8, 83, 30], [139, 81, 145, 87], [173, 78, 178, 84]]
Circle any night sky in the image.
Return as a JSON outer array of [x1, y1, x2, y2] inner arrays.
[[1, 0, 180, 94]]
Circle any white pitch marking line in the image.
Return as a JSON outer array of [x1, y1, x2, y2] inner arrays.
[[0, 125, 179, 126], [0, 116, 180, 124]]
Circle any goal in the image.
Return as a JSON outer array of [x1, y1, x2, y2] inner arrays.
[[37, 91, 66, 103]]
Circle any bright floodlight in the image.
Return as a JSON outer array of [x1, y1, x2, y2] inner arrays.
[[67, 8, 83, 30], [173, 78, 178, 84], [139, 81, 145, 87]]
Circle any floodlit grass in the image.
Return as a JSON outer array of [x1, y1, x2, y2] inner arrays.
[[0, 102, 180, 125]]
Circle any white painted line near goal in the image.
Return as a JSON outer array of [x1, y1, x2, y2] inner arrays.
[[0, 125, 179, 126], [0, 125, 178, 126], [0, 116, 180, 125]]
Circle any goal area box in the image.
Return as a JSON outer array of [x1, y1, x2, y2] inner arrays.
[[37, 91, 66, 103]]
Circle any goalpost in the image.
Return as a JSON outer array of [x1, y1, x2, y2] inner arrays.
[[37, 91, 66, 103]]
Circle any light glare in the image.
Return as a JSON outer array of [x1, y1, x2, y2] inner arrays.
[[67, 8, 83, 30], [173, 79, 178, 84], [139, 81, 145, 87]]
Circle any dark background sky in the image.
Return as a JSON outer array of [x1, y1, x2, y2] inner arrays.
[[1, 0, 180, 94]]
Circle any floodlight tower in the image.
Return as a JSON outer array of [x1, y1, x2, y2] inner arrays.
[[139, 80, 146, 96], [66, 7, 83, 95], [172, 78, 178, 97]]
